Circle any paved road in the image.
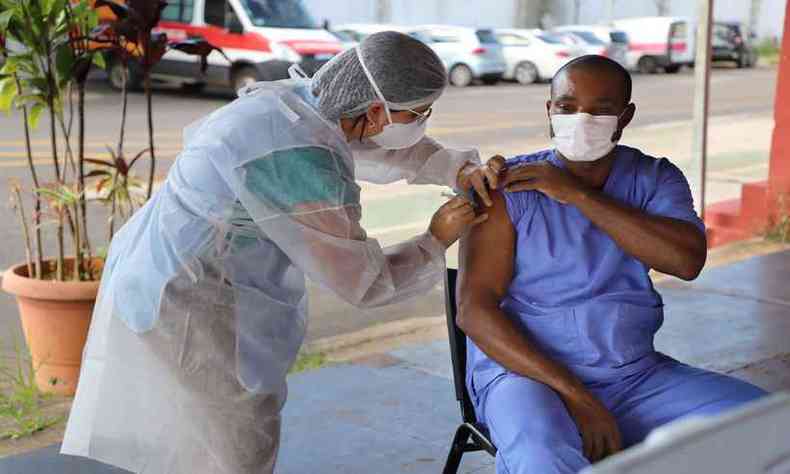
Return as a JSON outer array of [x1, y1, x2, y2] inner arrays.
[[0, 65, 778, 353]]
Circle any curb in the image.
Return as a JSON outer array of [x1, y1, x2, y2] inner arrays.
[[304, 316, 446, 359]]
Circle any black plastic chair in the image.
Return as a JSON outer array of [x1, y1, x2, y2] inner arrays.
[[443, 268, 497, 474]]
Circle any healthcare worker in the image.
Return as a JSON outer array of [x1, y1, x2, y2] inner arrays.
[[61, 31, 503, 474]]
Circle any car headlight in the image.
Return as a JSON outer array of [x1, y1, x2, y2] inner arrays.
[[271, 42, 303, 63]]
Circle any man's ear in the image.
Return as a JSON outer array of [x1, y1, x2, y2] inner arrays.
[[612, 103, 636, 142]]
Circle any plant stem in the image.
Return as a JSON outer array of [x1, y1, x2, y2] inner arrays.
[[72, 201, 81, 281], [43, 20, 65, 281], [78, 81, 92, 275], [12, 187, 34, 279], [145, 70, 155, 200], [119, 56, 128, 158], [12, 71, 44, 279]]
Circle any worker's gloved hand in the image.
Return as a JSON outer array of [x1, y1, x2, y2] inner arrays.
[[562, 389, 623, 463], [429, 196, 488, 248], [457, 155, 507, 207]]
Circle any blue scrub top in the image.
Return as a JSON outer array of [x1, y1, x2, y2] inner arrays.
[[466, 145, 706, 393]]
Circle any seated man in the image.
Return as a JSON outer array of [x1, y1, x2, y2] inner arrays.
[[457, 55, 767, 474]]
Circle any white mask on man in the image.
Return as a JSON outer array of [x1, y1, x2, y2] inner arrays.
[[550, 112, 621, 162]]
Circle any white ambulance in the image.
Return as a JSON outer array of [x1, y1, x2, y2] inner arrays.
[[612, 17, 696, 74], [105, 0, 343, 92]]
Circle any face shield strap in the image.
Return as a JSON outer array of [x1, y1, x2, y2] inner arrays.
[[355, 46, 393, 124]]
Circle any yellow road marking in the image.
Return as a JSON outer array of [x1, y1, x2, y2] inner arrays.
[[0, 150, 181, 159]]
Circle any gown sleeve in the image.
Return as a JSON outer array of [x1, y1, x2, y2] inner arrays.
[[352, 135, 481, 187], [236, 145, 447, 308]]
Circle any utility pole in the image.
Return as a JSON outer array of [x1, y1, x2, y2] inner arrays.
[[376, 0, 391, 24], [691, 0, 714, 218]]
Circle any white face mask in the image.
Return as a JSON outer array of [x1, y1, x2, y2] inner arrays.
[[550, 112, 621, 162], [355, 47, 428, 150]]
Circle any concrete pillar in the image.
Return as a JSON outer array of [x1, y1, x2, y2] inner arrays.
[[768, 1, 790, 201]]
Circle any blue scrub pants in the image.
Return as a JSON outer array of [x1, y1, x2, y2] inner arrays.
[[475, 354, 766, 474]]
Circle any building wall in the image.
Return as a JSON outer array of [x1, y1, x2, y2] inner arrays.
[[303, 0, 785, 40]]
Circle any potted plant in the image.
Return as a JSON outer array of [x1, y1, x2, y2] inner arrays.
[[0, 0, 224, 396]]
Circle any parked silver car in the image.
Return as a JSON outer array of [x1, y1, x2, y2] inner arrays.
[[554, 25, 630, 67], [409, 25, 507, 87]]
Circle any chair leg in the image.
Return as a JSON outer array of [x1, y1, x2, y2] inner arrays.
[[443, 424, 471, 474]]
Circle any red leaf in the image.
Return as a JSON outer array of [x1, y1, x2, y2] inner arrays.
[[84, 158, 116, 168], [85, 170, 112, 179], [128, 148, 150, 171], [94, 0, 129, 20], [170, 39, 229, 73]]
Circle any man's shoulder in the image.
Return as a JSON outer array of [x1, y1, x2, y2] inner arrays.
[[619, 145, 681, 176], [507, 149, 555, 167]]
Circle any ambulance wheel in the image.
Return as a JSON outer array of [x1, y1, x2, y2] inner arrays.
[[108, 57, 142, 91], [637, 56, 659, 74], [231, 66, 259, 92], [449, 64, 474, 87]]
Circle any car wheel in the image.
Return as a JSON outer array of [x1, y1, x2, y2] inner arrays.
[[514, 61, 539, 85], [638, 56, 659, 74], [664, 64, 681, 74], [231, 66, 260, 92], [181, 82, 206, 94], [449, 64, 474, 87], [108, 57, 142, 91]]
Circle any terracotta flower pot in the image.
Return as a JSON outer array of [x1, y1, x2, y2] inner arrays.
[[2, 259, 100, 396]]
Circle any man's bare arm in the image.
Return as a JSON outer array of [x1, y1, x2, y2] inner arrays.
[[457, 189, 623, 460], [456, 190, 588, 401]]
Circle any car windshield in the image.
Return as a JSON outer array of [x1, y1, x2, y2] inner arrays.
[[238, 0, 317, 28], [537, 33, 564, 44], [570, 31, 606, 45]]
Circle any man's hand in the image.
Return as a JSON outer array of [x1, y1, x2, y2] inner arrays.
[[457, 155, 507, 207], [501, 161, 587, 204], [562, 390, 623, 462]]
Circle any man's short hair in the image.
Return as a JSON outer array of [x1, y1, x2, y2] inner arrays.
[[551, 55, 633, 105]]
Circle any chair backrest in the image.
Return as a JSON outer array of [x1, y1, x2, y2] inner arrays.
[[444, 268, 478, 424]]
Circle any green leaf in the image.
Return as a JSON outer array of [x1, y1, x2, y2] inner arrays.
[[0, 77, 17, 113], [40, 0, 56, 18], [55, 43, 75, 84], [0, 9, 14, 32], [0, 57, 18, 75], [27, 102, 44, 130]]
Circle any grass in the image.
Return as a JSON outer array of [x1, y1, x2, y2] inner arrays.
[[757, 38, 781, 66], [0, 342, 62, 440], [289, 351, 329, 374], [764, 195, 790, 243]]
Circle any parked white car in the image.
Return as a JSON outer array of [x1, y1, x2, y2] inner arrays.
[[333, 23, 409, 43], [409, 25, 507, 87], [494, 29, 583, 84], [612, 17, 695, 74], [553, 25, 629, 67]]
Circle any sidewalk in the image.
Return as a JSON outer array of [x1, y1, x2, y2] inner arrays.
[[2, 249, 790, 473]]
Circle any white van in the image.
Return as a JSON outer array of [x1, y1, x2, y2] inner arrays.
[[612, 17, 695, 74], [102, 0, 344, 92]]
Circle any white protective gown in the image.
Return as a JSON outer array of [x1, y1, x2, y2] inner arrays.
[[61, 78, 480, 474]]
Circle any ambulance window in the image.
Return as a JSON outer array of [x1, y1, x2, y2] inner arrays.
[[204, 0, 226, 27], [161, 0, 194, 23]]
